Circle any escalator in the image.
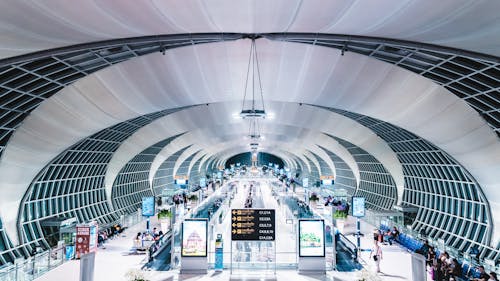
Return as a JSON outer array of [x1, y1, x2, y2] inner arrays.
[[281, 196, 316, 218], [335, 233, 363, 271], [143, 194, 226, 271]]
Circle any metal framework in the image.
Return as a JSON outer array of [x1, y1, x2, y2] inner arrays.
[[151, 146, 191, 196], [319, 146, 357, 196], [325, 107, 496, 261], [329, 135, 398, 211], [0, 33, 497, 265], [112, 136, 180, 215], [15, 108, 186, 258], [303, 155, 321, 187], [308, 151, 333, 177], [0, 33, 243, 159], [264, 33, 499, 137], [189, 157, 205, 188]]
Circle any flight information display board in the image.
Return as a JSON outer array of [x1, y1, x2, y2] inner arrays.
[[231, 209, 275, 241]]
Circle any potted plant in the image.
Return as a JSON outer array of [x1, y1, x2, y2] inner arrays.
[[308, 193, 320, 210], [157, 209, 172, 233], [188, 193, 198, 202], [309, 193, 319, 202], [333, 209, 348, 219], [332, 207, 348, 233]]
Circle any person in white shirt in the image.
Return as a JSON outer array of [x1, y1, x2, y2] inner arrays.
[[369, 240, 383, 273]]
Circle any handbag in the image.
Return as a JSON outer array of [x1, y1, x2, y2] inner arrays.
[[373, 255, 378, 261]]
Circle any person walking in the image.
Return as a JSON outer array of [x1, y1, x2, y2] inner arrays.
[[370, 240, 383, 273]]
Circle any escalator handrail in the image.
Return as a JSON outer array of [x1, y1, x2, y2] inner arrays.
[[338, 232, 358, 259], [149, 230, 173, 259]]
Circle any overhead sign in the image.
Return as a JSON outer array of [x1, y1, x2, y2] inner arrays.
[[231, 209, 275, 241], [352, 196, 365, 217]]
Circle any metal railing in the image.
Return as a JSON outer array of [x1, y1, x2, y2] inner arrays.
[[0, 246, 65, 281], [0, 210, 144, 281]]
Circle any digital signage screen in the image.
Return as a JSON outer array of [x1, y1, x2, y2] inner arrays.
[[352, 197, 366, 217], [175, 179, 188, 186], [141, 196, 155, 217], [299, 220, 325, 257], [321, 179, 333, 186], [199, 178, 206, 187], [181, 219, 208, 257], [303, 178, 309, 188]]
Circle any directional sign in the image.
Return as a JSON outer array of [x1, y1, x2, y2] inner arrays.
[[231, 209, 275, 241]]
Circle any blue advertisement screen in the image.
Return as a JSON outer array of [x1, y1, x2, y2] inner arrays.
[[142, 196, 155, 216], [200, 178, 206, 187], [352, 197, 365, 217]]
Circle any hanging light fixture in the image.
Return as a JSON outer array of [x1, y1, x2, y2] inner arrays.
[[248, 116, 261, 140], [240, 38, 266, 119]]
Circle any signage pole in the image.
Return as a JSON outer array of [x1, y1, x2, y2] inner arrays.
[[146, 217, 150, 233], [274, 241, 276, 275], [356, 217, 361, 249]]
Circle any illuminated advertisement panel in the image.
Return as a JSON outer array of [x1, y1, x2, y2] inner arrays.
[[303, 178, 309, 188], [181, 219, 208, 257], [321, 179, 333, 186], [142, 196, 155, 217], [352, 196, 366, 217], [299, 220, 325, 257]]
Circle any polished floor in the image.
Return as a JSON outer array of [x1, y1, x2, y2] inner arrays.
[[36, 180, 429, 281]]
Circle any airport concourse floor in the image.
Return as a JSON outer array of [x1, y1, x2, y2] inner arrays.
[[36, 179, 429, 281]]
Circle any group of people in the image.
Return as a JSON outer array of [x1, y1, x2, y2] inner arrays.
[[415, 240, 498, 281], [373, 226, 400, 246], [97, 224, 125, 249], [173, 193, 188, 207], [133, 227, 164, 251], [136, 227, 163, 241]]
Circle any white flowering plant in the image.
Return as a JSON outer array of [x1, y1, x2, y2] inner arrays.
[[357, 269, 382, 281], [125, 269, 149, 281]]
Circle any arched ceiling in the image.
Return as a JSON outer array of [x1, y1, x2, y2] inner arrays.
[[0, 37, 498, 243], [1, 0, 499, 59], [0, 0, 498, 248]]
